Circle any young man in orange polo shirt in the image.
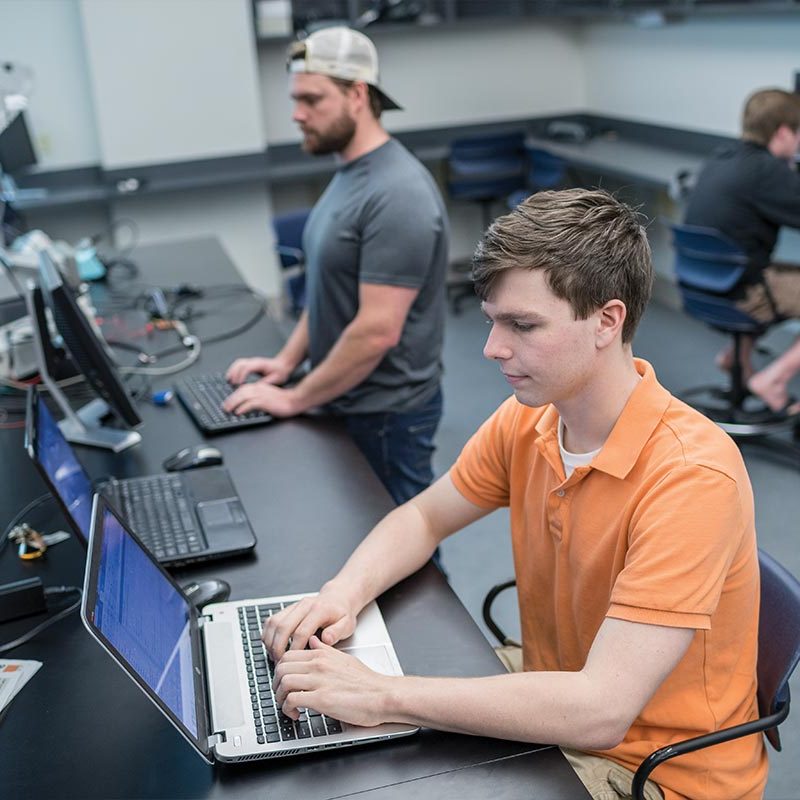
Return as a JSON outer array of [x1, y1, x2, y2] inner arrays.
[[261, 189, 767, 800]]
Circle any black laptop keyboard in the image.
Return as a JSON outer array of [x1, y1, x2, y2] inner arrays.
[[176, 374, 273, 434], [113, 474, 205, 561], [239, 603, 343, 745]]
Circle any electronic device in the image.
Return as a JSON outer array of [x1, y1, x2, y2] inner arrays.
[[182, 578, 231, 608], [0, 296, 36, 379], [163, 444, 224, 472], [175, 373, 273, 434], [27, 250, 142, 451], [25, 389, 257, 567], [82, 493, 417, 762], [545, 120, 591, 144], [0, 111, 35, 177]]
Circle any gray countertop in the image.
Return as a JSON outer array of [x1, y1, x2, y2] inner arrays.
[[7, 113, 724, 212]]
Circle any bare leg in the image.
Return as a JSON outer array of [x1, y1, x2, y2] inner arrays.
[[748, 337, 800, 413], [715, 335, 756, 383]]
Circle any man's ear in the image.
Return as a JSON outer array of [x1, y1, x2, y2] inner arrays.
[[596, 300, 627, 349], [349, 81, 370, 114]]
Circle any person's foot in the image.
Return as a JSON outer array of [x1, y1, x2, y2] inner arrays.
[[748, 371, 800, 415]]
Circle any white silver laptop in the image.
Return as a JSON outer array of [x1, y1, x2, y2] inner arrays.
[[81, 493, 418, 763]]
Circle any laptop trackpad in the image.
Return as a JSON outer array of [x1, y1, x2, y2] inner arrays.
[[341, 644, 395, 676], [204, 621, 245, 732]]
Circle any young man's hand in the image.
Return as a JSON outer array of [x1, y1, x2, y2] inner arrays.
[[222, 382, 302, 417], [273, 636, 395, 726], [261, 585, 360, 660], [225, 356, 293, 386]]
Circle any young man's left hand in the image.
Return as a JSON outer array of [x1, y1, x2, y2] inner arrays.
[[273, 636, 395, 727]]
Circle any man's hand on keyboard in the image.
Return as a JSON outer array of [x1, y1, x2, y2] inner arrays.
[[273, 635, 392, 726], [262, 588, 358, 660], [226, 356, 293, 386], [222, 381, 302, 417]]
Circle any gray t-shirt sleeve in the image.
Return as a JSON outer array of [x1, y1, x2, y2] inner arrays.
[[358, 184, 443, 289]]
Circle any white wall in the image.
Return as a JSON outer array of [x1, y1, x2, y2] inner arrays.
[[580, 14, 800, 136], [0, 0, 99, 169], [80, 0, 266, 168], [258, 21, 587, 143]]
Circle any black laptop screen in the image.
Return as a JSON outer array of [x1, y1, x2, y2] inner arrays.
[[36, 395, 94, 542], [92, 506, 200, 737]]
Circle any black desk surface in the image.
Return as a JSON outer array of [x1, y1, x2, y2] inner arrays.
[[0, 238, 589, 798]]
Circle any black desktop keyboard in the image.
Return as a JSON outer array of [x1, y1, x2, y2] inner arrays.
[[238, 603, 342, 745], [175, 373, 273, 434], [111, 474, 206, 561]]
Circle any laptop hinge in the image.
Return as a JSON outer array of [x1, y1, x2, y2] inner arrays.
[[208, 733, 225, 747]]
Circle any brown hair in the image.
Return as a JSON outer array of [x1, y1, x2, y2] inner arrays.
[[329, 78, 383, 119], [472, 188, 653, 343], [742, 89, 800, 146]]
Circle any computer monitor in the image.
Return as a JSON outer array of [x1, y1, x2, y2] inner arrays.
[[28, 249, 142, 451], [24, 388, 93, 546], [0, 111, 36, 176]]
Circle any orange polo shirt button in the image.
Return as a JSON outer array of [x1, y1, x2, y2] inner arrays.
[[557, 489, 565, 497]]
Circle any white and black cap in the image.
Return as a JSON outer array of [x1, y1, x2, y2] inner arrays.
[[287, 26, 402, 111]]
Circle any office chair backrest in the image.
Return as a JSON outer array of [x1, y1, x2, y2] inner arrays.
[[273, 209, 310, 269], [272, 208, 311, 316], [670, 223, 749, 294], [757, 549, 800, 751], [526, 146, 566, 192], [447, 132, 527, 199], [449, 131, 526, 162]]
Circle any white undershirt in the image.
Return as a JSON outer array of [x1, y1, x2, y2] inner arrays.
[[558, 418, 602, 479]]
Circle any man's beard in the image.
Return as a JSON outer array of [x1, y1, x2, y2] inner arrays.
[[302, 111, 357, 155]]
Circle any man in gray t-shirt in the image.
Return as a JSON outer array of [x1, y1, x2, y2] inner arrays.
[[224, 27, 448, 507]]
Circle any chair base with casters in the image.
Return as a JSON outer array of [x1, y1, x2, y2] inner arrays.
[[483, 549, 800, 800], [676, 290, 800, 451]]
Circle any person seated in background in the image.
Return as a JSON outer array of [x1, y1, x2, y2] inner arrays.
[[224, 26, 448, 509], [685, 87, 800, 415], [261, 189, 767, 800]]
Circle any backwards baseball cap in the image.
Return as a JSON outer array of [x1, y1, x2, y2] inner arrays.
[[287, 27, 402, 112]]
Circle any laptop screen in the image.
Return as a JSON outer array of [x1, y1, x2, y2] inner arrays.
[[34, 394, 94, 543], [87, 501, 202, 740]]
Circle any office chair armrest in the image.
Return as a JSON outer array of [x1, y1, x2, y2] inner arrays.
[[631, 701, 789, 800], [275, 245, 305, 268], [482, 579, 521, 647]]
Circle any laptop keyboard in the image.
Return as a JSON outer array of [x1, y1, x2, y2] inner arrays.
[[176, 373, 273, 434], [238, 603, 343, 745], [114, 474, 206, 561]]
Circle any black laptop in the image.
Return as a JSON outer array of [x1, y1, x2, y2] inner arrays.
[[24, 389, 256, 566]]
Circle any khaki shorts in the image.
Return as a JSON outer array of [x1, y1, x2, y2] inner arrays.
[[561, 747, 666, 800], [494, 644, 665, 800], [736, 262, 800, 323]]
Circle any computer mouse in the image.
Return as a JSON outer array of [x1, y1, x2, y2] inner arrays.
[[182, 578, 231, 609], [163, 444, 223, 472]]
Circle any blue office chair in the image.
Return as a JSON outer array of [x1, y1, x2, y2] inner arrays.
[[482, 550, 800, 800], [447, 131, 527, 230], [446, 132, 527, 314], [632, 549, 800, 798], [507, 145, 568, 209], [670, 223, 798, 442], [272, 208, 310, 317]]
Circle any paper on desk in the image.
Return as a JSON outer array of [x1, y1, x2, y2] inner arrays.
[[0, 659, 42, 712]]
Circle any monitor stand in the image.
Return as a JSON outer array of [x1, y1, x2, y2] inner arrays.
[[25, 286, 141, 453]]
